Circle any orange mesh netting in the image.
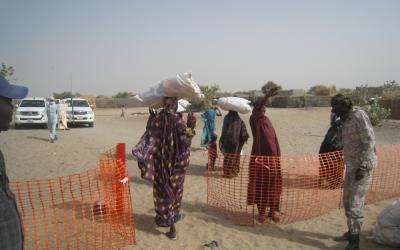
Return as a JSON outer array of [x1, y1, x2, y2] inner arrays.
[[206, 144, 400, 225], [10, 144, 136, 249]]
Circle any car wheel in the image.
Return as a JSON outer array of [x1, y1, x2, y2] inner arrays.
[[88, 122, 94, 127]]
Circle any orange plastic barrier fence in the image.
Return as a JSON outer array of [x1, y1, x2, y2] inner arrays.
[[206, 144, 400, 225], [11, 144, 136, 249]]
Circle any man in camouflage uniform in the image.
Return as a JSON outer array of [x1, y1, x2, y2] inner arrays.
[[331, 94, 377, 250]]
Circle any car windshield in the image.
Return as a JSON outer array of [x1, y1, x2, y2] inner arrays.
[[20, 100, 45, 107], [65, 100, 90, 107]]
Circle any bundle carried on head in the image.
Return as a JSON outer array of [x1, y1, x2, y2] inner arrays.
[[134, 72, 203, 108], [217, 97, 252, 114], [177, 99, 191, 113]]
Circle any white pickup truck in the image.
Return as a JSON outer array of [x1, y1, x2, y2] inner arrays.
[[64, 98, 95, 127], [14, 97, 48, 128]]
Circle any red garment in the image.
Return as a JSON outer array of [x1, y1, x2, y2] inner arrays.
[[247, 102, 282, 216], [207, 141, 218, 170], [249, 103, 280, 156]]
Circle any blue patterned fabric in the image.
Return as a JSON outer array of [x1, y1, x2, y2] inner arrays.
[[201, 108, 217, 146]]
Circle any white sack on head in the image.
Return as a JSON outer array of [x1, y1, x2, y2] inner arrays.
[[136, 73, 202, 107], [163, 73, 202, 99], [217, 97, 252, 114], [177, 103, 186, 113], [178, 99, 191, 108], [227, 97, 251, 104]]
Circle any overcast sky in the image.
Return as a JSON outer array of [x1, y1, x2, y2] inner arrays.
[[1, 0, 399, 97]]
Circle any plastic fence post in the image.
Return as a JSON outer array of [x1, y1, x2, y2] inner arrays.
[[116, 143, 127, 216]]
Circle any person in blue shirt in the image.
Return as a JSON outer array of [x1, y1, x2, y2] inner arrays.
[[200, 106, 221, 147]]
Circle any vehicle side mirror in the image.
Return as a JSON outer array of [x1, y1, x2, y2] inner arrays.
[[15, 104, 19, 108], [90, 105, 94, 108]]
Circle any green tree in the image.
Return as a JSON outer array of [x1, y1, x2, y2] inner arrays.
[[200, 84, 219, 106], [261, 81, 281, 94], [187, 84, 219, 111], [383, 80, 400, 92], [53, 91, 81, 99], [0, 63, 15, 80]]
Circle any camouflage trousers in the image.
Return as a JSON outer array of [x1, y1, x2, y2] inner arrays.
[[343, 168, 372, 234]]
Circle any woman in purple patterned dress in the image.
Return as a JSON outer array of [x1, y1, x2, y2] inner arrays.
[[133, 97, 192, 239]]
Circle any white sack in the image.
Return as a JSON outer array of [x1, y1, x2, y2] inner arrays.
[[373, 198, 400, 247], [178, 99, 191, 108], [227, 97, 251, 104], [177, 99, 191, 113], [217, 97, 252, 114], [177, 103, 186, 113], [136, 73, 202, 107]]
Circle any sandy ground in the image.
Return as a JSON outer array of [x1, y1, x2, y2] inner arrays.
[[1, 107, 399, 250]]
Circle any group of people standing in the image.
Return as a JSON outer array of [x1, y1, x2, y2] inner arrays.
[[131, 88, 377, 250], [201, 90, 377, 250], [203, 88, 282, 223], [0, 71, 379, 250]]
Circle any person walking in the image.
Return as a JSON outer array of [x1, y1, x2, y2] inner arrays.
[[0, 76, 28, 250], [46, 97, 59, 143], [120, 105, 125, 118], [219, 110, 249, 178], [201, 105, 221, 147], [247, 87, 282, 223], [331, 94, 377, 250], [133, 97, 192, 240]]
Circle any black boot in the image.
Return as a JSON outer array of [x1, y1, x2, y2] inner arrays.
[[345, 234, 360, 250], [165, 222, 177, 240], [333, 231, 350, 241]]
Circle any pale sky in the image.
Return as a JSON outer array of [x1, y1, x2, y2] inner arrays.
[[1, 0, 399, 97]]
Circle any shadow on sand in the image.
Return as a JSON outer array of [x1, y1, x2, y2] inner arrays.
[[181, 200, 388, 250], [26, 135, 50, 142]]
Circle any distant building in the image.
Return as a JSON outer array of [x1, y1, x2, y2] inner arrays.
[[277, 89, 306, 97]]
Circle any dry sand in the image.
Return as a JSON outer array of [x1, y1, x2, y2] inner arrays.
[[1, 107, 399, 250]]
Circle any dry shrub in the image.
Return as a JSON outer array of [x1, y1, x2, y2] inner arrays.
[[310, 85, 330, 96], [379, 91, 400, 120], [308, 85, 337, 96], [381, 91, 400, 100]]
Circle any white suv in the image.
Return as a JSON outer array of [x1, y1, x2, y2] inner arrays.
[[14, 97, 48, 128], [64, 98, 95, 127]]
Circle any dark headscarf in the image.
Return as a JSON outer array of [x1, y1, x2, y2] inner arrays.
[[331, 94, 353, 109]]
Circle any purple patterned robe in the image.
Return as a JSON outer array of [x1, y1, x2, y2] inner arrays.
[[133, 97, 191, 227]]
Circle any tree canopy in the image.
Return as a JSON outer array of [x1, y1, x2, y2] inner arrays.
[[200, 85, 219, 106], [0, 63, 15, 79], [261, 81, 282, 94], [383, 80, 400, 92], [53, 91, 81, 99]]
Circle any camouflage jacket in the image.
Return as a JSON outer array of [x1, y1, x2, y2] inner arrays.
[[341, 108, 377, 171]]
